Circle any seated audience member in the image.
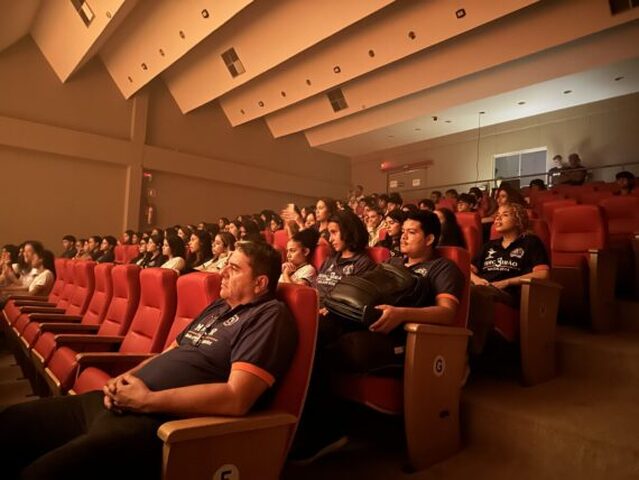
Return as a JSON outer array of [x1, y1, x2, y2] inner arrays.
[[377, 209, 406, 257], [563, 153, 587, 185], [204, 223, 220, 240], [547, 154, 565, 186], [435, 208, 466, 248], [131, 232, 141, 245], [0, 244, 20, 287], [430, 190, 443, 205], [201, 232, 236, 272], [239, 219, 263, 243], [468, 203, 549, 354], [315, 210, 376, 309], [60, 235, 77, 259], [280, 229, 320, 286], [142, 234, 166, 268], [496, 183, 527, 207], [86, 236, 102, 261], [401, 203, 419, 214], [377, 194, 390, 214], [457, 193, 475, 213], [386, 193, 403, 212], [189, 230, 214, 271], [96, 236, 117, 264], [0, 241, 297, 480], [315, 197, 338, 243], [293, 210, 464, 463], [122, 229, 135, 245], [1, 246, 55, 298], [529, 179, 546, 193], [130, 238, 149, 267], [160, 235, 186, 275], [366, 206, 385, 248], [304, 211, 317, 230], [217, 217, 230, 233], [269, 214, 284, 233], [74, 239, 91, 260], [615, 171, 635, 195], [227, 220, 241, 241], [197, 221, 206, 231], [0, 241, 43, 292], [418, 198, 435, 211], [445, 189, 459, 201], [176, 225, 191, 244]]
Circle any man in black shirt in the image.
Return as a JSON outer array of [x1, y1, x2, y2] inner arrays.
[[0, 241, 297, 479], [60, 234, 77, 259], [95, 235, 117, 264]]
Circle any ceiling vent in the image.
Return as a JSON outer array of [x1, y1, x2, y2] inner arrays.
[[222, 48, 245, 78], [327, 88, 348, 113], [70, 0, 95, 26]]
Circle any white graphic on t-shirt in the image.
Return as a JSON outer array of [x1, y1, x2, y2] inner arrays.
[[510, 248, 525, 259], [485, 248, 497, 260], [413, 267, 429, 277], [343, 264, 354, 275], [223, 315, 240, 327]]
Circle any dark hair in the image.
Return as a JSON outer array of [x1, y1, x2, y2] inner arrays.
[[435, 209, 465, 248], [215, 232, 236, 252], [469, 187, 483, 199], [418, 199, 436, 211], [367, 205, 384, 216], [103, 235, 117, 248], [190, 230, 213, 267], [2, 244, 19, 264], [235, 241, 282, 296], [317, 197, 338, 217], [529, 179, 546, 190], [388, 192, 403, 206], [498, 183, 527, 206], [240, 219, 263, 242], [270, 214, 284, 231], [147, 233, 164, 248], [89, 235, 102, 245], [62, 234, 76, 243], [405, 211, 442, 246], [378, 194, 389, 203], [41, 250, 56, 278], [431, 190, 442, 197], [291, 228, 320, 259], [165, 234, 186, 259], [616, 171, 635, 187], [402, 203, 419, 213], [204, 223, 220, 238], [328, 210, 369, 254], [218, 217, 230, 228], [445, 189, 459, 198], [385, 209, 407, 225], [458, 193, 475, 205], [124, 230, 135, 244], [24, 240, 45, 258]]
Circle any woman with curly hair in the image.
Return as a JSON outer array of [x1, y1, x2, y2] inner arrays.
[[469, 202, 550, 353]]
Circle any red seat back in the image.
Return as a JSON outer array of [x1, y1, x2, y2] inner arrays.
[[599, 196, 639, 240], [163, 272, 222, 349], [64, 261, 96, 316], [530, 219, 551, 258], [437, 247, 471, 328], [48, 258, 68, 304], [124, 245, 140, 263], [594, 182, 621, 193], [378, 228, 388, 242], [97, 264, 141, 336], [542, 199, 578, 225], [579, 190, 613, 205], [119, 268, 177, 354], [114, 245, 126, 264], [273, 230, 289, 251], [80, 263, 114, 326], [55, 260, 78, 310], [312, 243, 332, 271], [366, 246, 391, 264], [270, 283, 318, 450], [263, 229, 274, 245], [455, 212, 481, 233], [437, 199, 457, 212], [551, 205, 607, 267], [530, 189, 561, 210], [461, 226, 481, 260]]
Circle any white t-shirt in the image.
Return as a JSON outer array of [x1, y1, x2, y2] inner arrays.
[[279, 263, 317, 285], [161, 257, 186, 275], [28, 269, 54, 294]]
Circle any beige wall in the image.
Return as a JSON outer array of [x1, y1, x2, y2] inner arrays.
[[352, 93, 639, 198], [0, 36, 350, 251]]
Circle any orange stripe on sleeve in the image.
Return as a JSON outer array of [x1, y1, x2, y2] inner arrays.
[[232, 362, 275, 387], [533, 265, 550, 272], [436, 293, 460, 304]]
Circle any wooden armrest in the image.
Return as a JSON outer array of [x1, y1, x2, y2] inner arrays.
[[54, 334, 124, 346], [39, 323, 99, 333], [28, 314, 83, 322], [404, 323, 472, 337], [158, 411, 296, 444], [22, 306, 65, 315], [9, 295, 48, 303], [75, 352, 154, 366], [520, 278, 563, 290], [18, 303, 57, 311]]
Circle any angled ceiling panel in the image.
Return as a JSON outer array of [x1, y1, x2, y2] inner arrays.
[[267, 0, 639, 139], [30, 0, 138, 82], [162, 0, 395, 113], [305, 23, 639, 157], [100, 0, 253, 99], [0, 0, 40, 53], [221, 0, 539, 127]]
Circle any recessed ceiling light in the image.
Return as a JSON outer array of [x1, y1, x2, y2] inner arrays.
[[445, 120, 452, 123], [387, 135, 395, 138], [479, 111, 485, 115], [517, 101, 526, 105], [414, 128, 421, 131], [614, 76, 624, 81], [563, 90, 572, 94]]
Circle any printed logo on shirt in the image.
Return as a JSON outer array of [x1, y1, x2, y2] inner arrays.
[[510, 248, 525, 259], [486, 248, 497, 260], [413, 267, 429, 277], [343, 265, 354, 276], [223, 314, 240, 327]]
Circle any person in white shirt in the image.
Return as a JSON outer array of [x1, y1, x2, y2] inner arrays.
[[279, 229, 320, 286], [201, 232, 235, 272], [160, 235, 186, 275], [366, 206, 385, 248], [1, 245, 54, 297]]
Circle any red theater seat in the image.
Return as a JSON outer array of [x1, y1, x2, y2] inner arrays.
[[114, 245, 126, 264], [579, 190, 613, 205], [70, 268, 178, 394], [366, 246, 391, 263], [333, 246, 471, 470], [273, 229, 289, 262], [456, 211, 482, 259], [158, 283, 319, 480], [312, 243, 332, 271], [541, 199, 578, 225], [530, 219, 551, 260], [124, 245, 140, 263], [550, 205, 616, 331], [30, 263, 114, 369], [42, 265, 141, 394]]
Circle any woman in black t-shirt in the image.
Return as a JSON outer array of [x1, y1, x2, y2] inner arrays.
[[377, 209, 405, 257], [469, 202, 550, 353]]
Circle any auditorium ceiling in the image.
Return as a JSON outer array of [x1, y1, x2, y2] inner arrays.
[[2, 0, 639, 158]]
